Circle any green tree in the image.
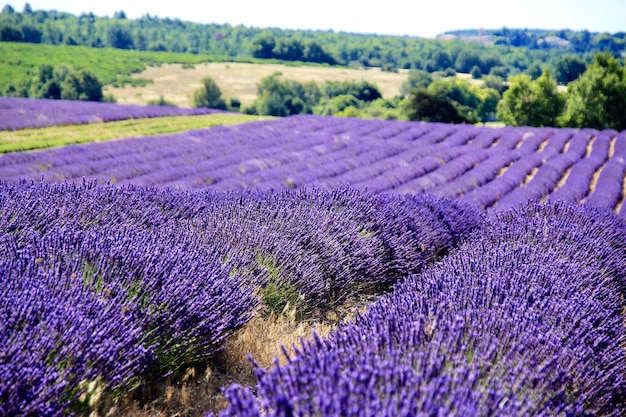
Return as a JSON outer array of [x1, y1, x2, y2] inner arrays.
[[554, 55, 587, 84], [303, 40, 336, 65], [192, 77, 227, 110], [6, 64, 103, 101], [59, 70, 102, 101], [30, 64, 55, 97], [254, 72, 320, 116], [272, 38, 304, 61], [406, 89, 470, 124], [470, 65, 482, 79], [315, 94, 360, 116], [455, 49, 482, 73], [251, 34, 276, 59], [362, 98, 401, 120], [430, 50, 453, 71], [562, 52, 626, 130], [322, 80, 381, 102], [482, 74, 508, 95], [488, 66, 509, 78], [401, 70, 433, 95], [497, 69, 565, 127], [60, 72, 82, 100], [106, 23, 133, 49], [496, 74, 533, 126], [525, 63, 543, 80], [531, 69, 566, 126], [0, 24, 22, 41], [77, 70, 103, 101], [21, 25, 42, 43], [53, 64, 72, 82], [476, 87, 501, 122], [4, 78, 31, 97], [427, 78, 482, 123]]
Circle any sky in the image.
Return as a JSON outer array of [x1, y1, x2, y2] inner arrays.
[[4, 0, 625, 38]]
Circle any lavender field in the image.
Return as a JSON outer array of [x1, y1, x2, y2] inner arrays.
[[0, 97, 223, 131], [1, 97, 625, 416], [1, 102, 625, 217]]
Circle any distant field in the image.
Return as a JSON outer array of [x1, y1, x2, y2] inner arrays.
[[0, 113, 268, 153], [0, 42, 245, 89], [105, 63, 411, 108]]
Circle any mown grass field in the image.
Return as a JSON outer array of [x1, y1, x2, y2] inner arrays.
[[105, 62, 410, 108]]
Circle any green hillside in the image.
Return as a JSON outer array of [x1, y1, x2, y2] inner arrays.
[[0, 41, 265, 91], [1, 5, 624, 79]]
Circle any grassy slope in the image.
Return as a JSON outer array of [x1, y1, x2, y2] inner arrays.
[[0, 42, 265, 89], [0, 113, 271, 153], [1, 42, 410, 108]]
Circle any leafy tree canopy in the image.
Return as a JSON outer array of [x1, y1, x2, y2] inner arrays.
[[322, 80, 382, 102], [562, 52, 626, 130], [406, 89, 471, 124], [253, 72, 320, 116], [554, 55, 587, 84], [192, 76, 227, 110], [251, 35, 336, 65], [496, 69, 565, 127], [4, 63, 103, 101], [401, 70, 433, 95]]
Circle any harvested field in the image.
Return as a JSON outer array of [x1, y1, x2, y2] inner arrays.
[[104, 62, 410, 108]]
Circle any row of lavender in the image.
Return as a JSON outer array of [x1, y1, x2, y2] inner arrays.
[[214, 200, 626, 417], [0, 181, 256, 415], [1, 113, 624, 216], [0, 180, 480, 416], [0, 97, 223, 131]]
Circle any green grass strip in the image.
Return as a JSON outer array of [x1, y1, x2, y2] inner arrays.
[[0, 42, 296, 90], [0, 113, 273, 154]]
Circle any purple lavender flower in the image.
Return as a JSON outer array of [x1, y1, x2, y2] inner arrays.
[[213, 200, 626, 417], [0, 96, 223, 131]]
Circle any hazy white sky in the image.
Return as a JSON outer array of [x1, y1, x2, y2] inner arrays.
[[4, 0, 625, 38]]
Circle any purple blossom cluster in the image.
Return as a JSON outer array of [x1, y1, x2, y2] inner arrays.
[[0, 96, 222, 131], [2, 98, 626, 415], [0, 180, 481, 415], [213, 200, 626, 416], [193, 187, 484, 313], [1, 114, 624, 216], [0, 180, 255, 415]]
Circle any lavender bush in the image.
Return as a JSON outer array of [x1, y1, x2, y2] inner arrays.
[[0, 180, 483, 415], [194, 188, 484, 314], [0, 181, 256, 415], [2, 99, 626, 416], [2, 114, 623, 216], [213, 200, 626, 416]]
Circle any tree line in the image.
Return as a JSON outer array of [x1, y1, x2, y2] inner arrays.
[[1, 4, 624, 77], [191, 71, 499, 122], [446, 27, 625, 55], [191, 52, 626, 131], [496, 52, 626, 131], [2, 4, 624, 129], [4, 49, 623, 130]]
